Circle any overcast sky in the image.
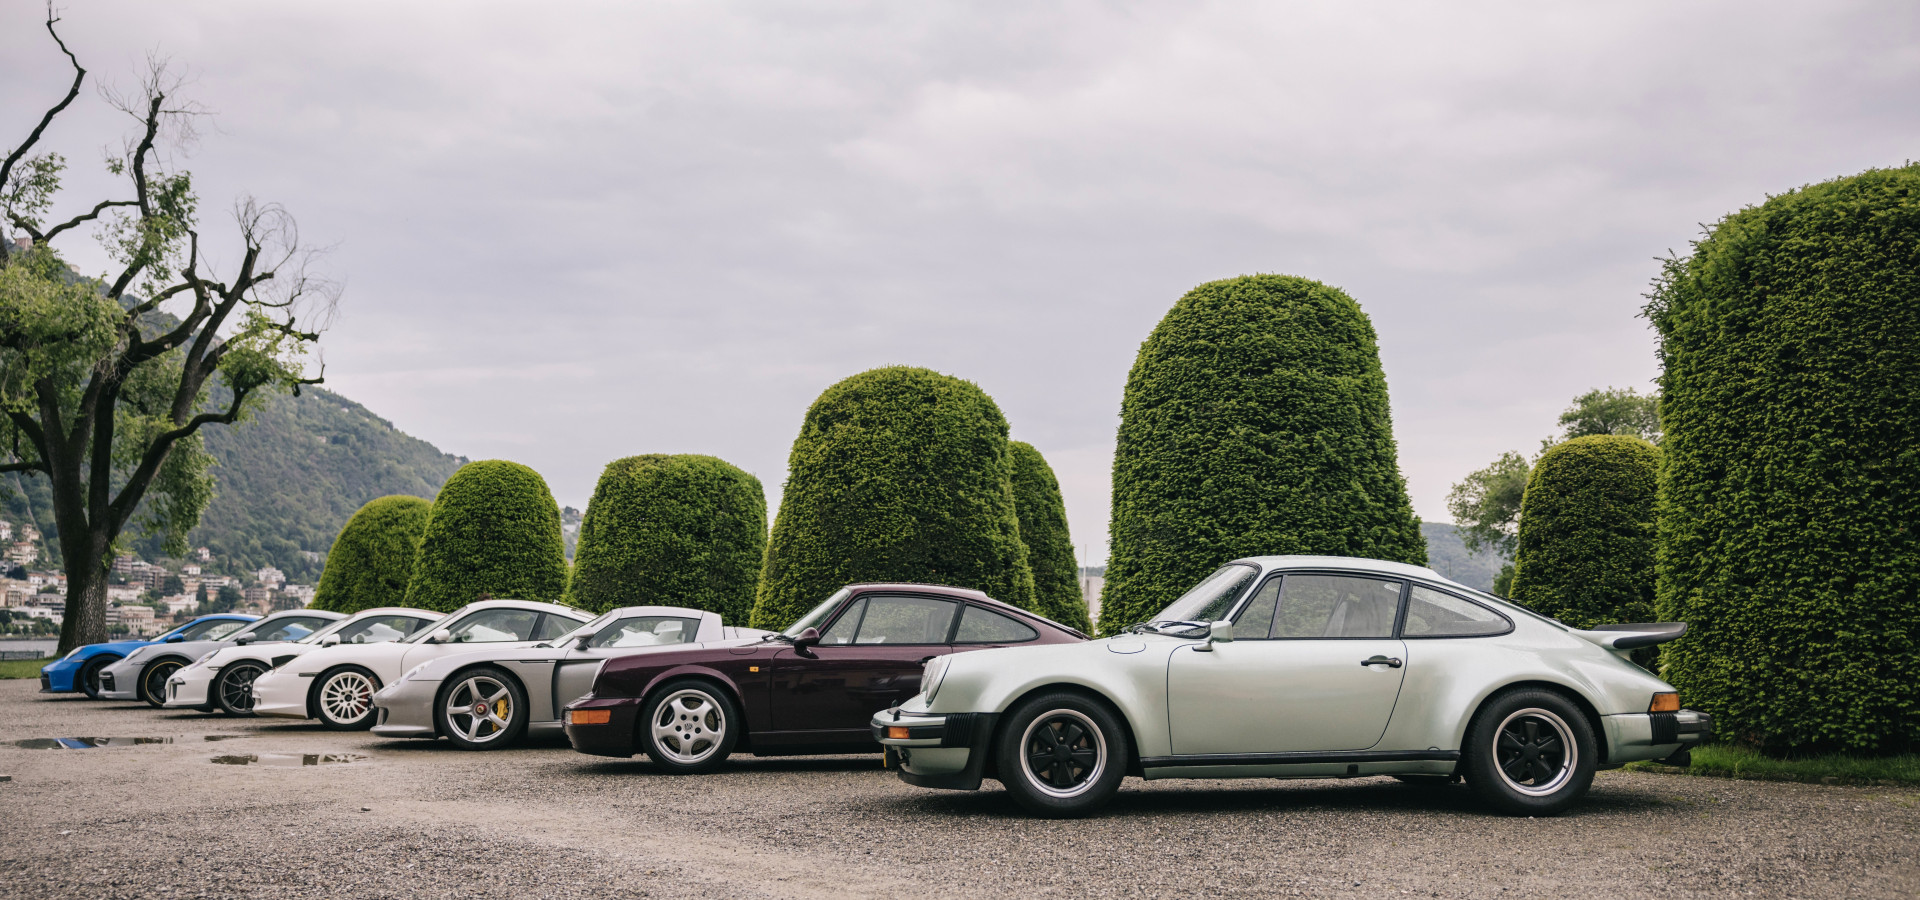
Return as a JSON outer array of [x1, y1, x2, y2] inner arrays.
[[5, 1, 1917, 565]]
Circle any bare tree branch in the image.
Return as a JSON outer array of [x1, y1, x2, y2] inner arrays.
[[0, 6, 84, 205], [38, 197, 138, 243]]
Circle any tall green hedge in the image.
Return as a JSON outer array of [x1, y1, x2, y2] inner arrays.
[[567, 454, 767, 620], [403, 460, 569, 612], [1008, 441, 1093, 633], [1648, 164, 1920, 754], [1507, 435, 1658, 629], [1100, 274, 1425, 634], [752, 366, 1035, 629], [310, 495, 432, 613]]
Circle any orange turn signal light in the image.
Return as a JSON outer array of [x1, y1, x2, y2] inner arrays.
[[1649, 692, 1680, 713], [569, 709, 612, 725], [887, 726, 911, 740]]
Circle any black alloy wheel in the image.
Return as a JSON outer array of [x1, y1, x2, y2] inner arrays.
[[141, 659, 186, 708], [1462, 687, 1596, 816], [215, 662, 268, 715], [994, 690, 1129, 818], [79, 656, 116, 700]]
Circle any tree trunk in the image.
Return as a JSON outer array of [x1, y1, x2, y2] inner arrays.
[[55, 546, 107, 654]]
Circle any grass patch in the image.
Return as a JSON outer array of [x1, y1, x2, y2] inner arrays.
[[1628, 744, 1920, 786], [0, 657, 54, 679]]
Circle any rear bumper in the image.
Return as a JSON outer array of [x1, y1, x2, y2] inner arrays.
[[1602, 708, 1713, 765], [563, 696, 643, 758], [872, 708, 999, 791]]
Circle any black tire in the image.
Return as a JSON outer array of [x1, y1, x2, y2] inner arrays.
[[79, 656, 117, 700], [437, 666, 530, 751], [994, 690, 1129, 818], [310, 665, 382, 730], [1461, 688, 1597, 816], [141, 658, 187, 708], [214, 662, 268, 716], [637, 678, 740, 774]]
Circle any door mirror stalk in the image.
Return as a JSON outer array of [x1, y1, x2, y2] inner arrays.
[[425, 628, 453, 645], [792, 627, 821, 658], [1195, 620, 1234, 651], [319, 634, 340, 647]]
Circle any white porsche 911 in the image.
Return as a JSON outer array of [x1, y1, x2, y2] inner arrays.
[[875, 556, 1711, 817], [250, 598, 592, 729], [164, 607, 443, 715], [370, 605, 769, 750]]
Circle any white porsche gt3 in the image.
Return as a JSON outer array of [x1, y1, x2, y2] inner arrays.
[[164, 607, 443, 715]]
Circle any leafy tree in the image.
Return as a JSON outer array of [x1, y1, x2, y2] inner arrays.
[[752, 367, 1034, 629], [1, 14, 331, 652], [1559, 387, 1661, 445], [311, 495, 431, 613], [404, 461, 567, 612], [194, 581, 208, 609], [1445, 451, 1530, 559], [1507, 436, 1659, 628], [209, 584, 242, 614], [1647, 164, 1920, 754], [567, 454, 766, 620], [1007, 441, 1092, 633], [1101, 275, 1425, 634], [159, 573, 184, 596]]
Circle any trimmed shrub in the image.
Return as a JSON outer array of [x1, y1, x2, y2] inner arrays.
[[1648, 164, 1920, 754], [310, 496, 432, 613], [1507, 435, 1659, 629], [1100, 274, 1426, 634], [752, 367, 1034, 629], [567, 454, 767, 620], [1008, 441, 1093, 633], [403, 460, 568, 612]]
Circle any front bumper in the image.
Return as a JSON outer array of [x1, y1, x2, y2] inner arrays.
[[40, 660, 81, 693], [249, 670, 314, 719], [163, 669, 214, 708], [871, 708, 999, 791], [96, 659, 144, 701], [563, 696, 643, 758], [370, 680, 440, 739]]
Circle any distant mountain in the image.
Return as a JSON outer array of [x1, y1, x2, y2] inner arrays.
[[1420, 521, 1504, 592]]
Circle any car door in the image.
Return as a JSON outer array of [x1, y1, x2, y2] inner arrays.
[[769, 593, 960, 737], [1166, 572, 1409, 755], [551, 614, 704, 714]]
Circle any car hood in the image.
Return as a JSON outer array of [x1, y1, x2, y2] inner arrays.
[[81, 639, 154, 657]]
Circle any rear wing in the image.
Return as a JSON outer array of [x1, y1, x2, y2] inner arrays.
[[1571, 622, 1688, 651]]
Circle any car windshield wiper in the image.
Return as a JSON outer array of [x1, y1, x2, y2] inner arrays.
[[1129, 620, 1210, 637], [763, 632, 793, 643]]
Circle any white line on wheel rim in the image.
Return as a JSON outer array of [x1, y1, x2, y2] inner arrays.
[[445, 676, 513, 741], [650, 689, 724, 764], [322, 672, 374, 722], [1020, 708, 1107, 799], [1493, 707, 1578, 796]]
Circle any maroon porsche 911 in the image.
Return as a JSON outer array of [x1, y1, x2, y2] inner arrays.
[[563, 583, 1085, 772]]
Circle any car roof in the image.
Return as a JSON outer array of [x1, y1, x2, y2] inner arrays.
[[1234, 555, 1473, 591], [187, 613, 260, 623], [451, 598, 591, 617], [256, 609, 346, 621], [604, 606, 719, 619], [344, 607, 446, 619]]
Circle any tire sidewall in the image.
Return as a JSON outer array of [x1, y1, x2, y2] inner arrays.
[[80, 656, 117, 699], [310, 665, 382, 730], [1463, 688, 1597, 816], [436, 666, 530, 751], [638, 678, 740, 774], [215, 662, 267, 716], [994, 691, 1130, 818], [142, 659, 185, 708]]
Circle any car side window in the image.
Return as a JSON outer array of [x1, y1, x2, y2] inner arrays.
[[1402, 585, 1511, 637], [179, 619, 248, 641], [532, 613, 581, 641], [446, 609, 541, 643], [952, 606, 1039, 644], [1232, 577, 1282, 639], [257, 616, 329, 641], [819, 598, 866, 645], [589, 616, 701, 649], [338, 616, 418, 644], [853, 595, 959, 645], [1272, 574, 1403, 639]]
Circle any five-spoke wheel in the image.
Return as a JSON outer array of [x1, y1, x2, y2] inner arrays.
[[1462, 688, 1595, 815], [312, 666, 381, 730], [215, 662, 266, 715], [995, 691, 1128, 817], [639, 680, 739, 774], [438, 667, 529, 750]]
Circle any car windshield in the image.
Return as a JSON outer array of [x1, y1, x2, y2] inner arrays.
[[1147, 564, 1260, 630], [176, 618, 251, 642], [781, 588, 853, 638], [545, 609, 621, 647]]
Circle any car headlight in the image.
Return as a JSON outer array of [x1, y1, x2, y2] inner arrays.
[[62, 646, 85, 661], [921, 655, 952, 701]]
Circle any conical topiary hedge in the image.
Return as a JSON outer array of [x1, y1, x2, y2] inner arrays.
[[1508, 435, 1659, 629], [1648, 164, 1920, 754], [751, 366, 1035, 629], [403, 460, 569, 612], [1099, 274, 1425, 634], [310, 495, 432, 613], [1008, 441, 1092, 633], [567, 454, 767, 620]]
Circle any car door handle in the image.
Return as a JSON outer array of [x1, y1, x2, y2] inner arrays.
[[1361, 655, 1403, 668]]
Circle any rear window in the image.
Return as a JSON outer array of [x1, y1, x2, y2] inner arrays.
[[952, 606, 1038, 644], [1403, 585, 1511, 637]]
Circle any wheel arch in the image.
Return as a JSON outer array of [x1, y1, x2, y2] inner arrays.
[[986, 682, 1146, 780], [432, 661, 533, 738], [1467, 679, 1610, 765], [306, 662, 381, 720], [636, 667, 752, 752]]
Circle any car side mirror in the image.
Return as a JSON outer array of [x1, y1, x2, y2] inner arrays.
[[426, 628, 452, 644], [574, 634, 592, 650], [792, 626, 821, 657], [163, 634, 185, 643], [1195, 620, 1234, 652], [319, 634, 340, 647], [233, 633, 256, 645]]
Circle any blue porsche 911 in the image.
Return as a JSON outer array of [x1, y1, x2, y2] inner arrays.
[[41, 614, 259, 698]]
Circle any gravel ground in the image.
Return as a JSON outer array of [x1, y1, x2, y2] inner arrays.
[[1, 679, 1915, 899]]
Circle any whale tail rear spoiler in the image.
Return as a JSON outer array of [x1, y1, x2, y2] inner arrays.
[[1572, 622, 1688, 650]]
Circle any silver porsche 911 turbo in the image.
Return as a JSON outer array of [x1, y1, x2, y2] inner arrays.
[[876, 555, 1710, 817], [371, 605, 769, 750]]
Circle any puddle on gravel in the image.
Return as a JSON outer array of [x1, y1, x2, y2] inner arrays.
[[211, 753, 368, 767], [14, 737, 175, 749]]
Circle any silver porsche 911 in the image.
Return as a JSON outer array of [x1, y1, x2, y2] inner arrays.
[[875, 555, 1710, 817]]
